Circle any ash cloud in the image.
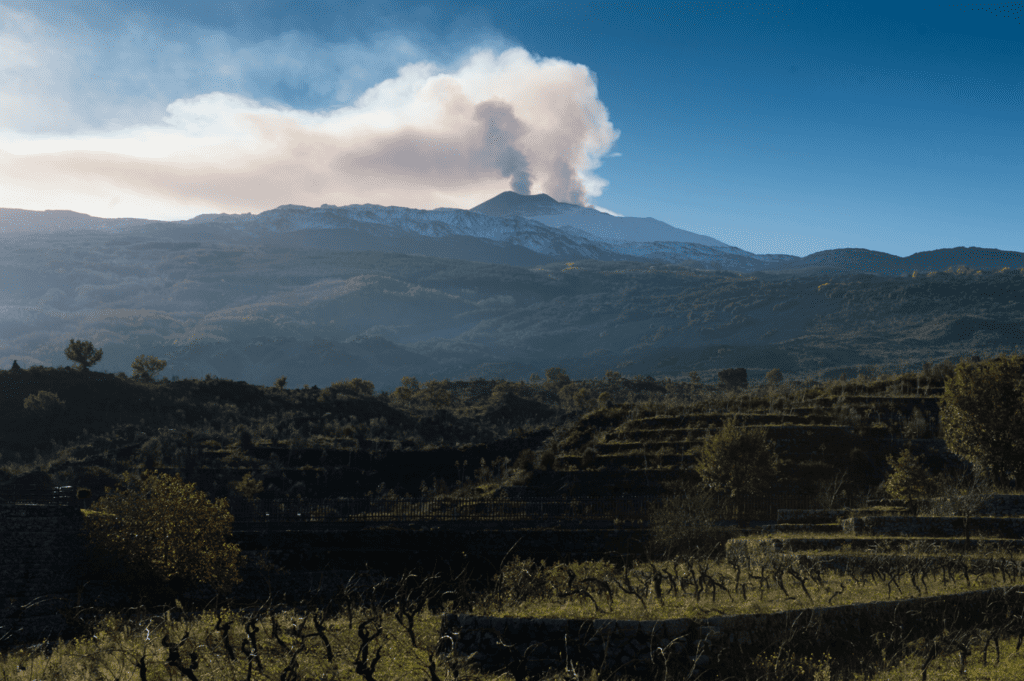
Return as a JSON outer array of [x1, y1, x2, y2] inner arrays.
[[0, 4, 620, 218]]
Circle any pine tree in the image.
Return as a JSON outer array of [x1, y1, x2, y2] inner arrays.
[[65, 338, 103, 371]]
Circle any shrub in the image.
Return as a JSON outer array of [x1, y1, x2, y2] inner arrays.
[[884, 448, 934, 514], [83, 470, 242, 599], [514, 449, 535, 472], [130, 354, 168, 381], [718, 367, 748, 389], [648, 483, 734, 556], [64, 338, 103, 371], [939, 353, 1024, 485], [538, 449, 556, 471], [693, 417, 778, 496], [23, 390, 66, 420]]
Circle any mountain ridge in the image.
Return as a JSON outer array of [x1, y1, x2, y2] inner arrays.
[[1, 195, 1022, 276]]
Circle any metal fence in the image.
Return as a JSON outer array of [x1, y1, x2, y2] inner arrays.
[[230, 493, 818, 528], [0, 484, 818, 523], [0, 485, 74, 506], [230, 496, 662, 527]]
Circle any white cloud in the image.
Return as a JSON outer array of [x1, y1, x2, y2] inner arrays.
[[0, 5, 620, 219], [591, 205, 623, 217]]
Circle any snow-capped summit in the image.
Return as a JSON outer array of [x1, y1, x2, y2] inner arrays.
[[470, 190, 731, 249], [469, 191, 577, 218]]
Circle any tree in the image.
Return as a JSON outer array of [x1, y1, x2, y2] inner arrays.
[[393, 376, 420, 402], [420, 379, 452, 410], [23, 390, 66, 425], [83, 470, 242, 599], [131, 354, 168, 381], [693, 417, 778, 496], [718, 367, 748, 390], [274, 376, 287, 389], [939, 353, 1024, 485], [689, 371, 701, 385], [649, 482, 731, 556], [65, 338, 103, 371], [883, 448, 933, 515], [544, 367, 571, 389], [765, 368, 783, 387]]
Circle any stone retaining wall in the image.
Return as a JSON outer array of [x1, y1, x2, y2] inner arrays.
[[777, 508, 848, 524], [441, 587, 1024, 678], [842, 515, 1024, 538], [726, 536, 1024, 558], [0, 504, 89, 645]]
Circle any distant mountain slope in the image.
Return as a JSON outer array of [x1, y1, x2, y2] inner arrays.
[[760, 246, 1024, 276], [0, 208, 154, 234]]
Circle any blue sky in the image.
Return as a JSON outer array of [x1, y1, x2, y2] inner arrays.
[[0, 1, 1020, 257]]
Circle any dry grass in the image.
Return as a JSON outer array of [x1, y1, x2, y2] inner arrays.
[[479, 554, 1024, 622]]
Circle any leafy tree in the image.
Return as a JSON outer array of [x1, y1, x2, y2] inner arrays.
[[883, 448, 933, 515], [649, 482, 731, 556], [393, 376, 420, 402], [765, 368, 783, 387], [23, 390, 66, 423], [689, 371, 701, 385], [131, 354, 167, 381], [939, 354, 1024, 485], [420, 379, 452, 409], [693, 417, 778, 496], [544, 367, 571, 389], [274, 376, 287, 389], [65, 338, 103, 371], [717, 367, 748, 390], [82, 470, 242, 598], [230, 472, 265, 502]]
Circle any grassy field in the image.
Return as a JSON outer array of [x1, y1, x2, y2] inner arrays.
[[6, 546, 1024, 680], [476, 548, 1024, 621]]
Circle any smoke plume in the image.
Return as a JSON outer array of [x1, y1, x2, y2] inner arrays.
[[0, 5, 620, 219]]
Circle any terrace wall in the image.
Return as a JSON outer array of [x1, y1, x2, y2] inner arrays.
[[0, 504, 90, 645], [842, 515, 1024, 537]]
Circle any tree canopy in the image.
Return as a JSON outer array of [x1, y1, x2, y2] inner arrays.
[[83, 470, 242, 598], [693, 417, 779, 496], [939, 353, 1024, 485], [131, 354, 168, 381], [65, 338, 103, 371]]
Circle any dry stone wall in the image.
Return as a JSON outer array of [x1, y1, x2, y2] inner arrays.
[[0, 504, 89, 645], [842, 515, 1024, 537], [441, 587, 1024, 678]]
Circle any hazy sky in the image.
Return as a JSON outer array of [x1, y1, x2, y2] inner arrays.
[[0, 1, 1020, 257]]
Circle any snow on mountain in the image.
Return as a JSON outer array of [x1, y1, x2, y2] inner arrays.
[[194, 202, 630, 261], [470, 191, 732, 248], [5, 190, 799, 270]]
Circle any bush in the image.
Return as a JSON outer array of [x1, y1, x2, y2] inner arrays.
[[693, 417, 778, 496], [83, 470, 242, 600], [23, 390, 66, 420], [939, 353, 1024, 485], [538, 449, 556, 471], [718, 367, 748, 389], [64, 338, 103, 371], [514, 449, 535, 472], [883, 448, 933, 515], [131, 354, 167, 381], [648, 483, 734, 556]]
